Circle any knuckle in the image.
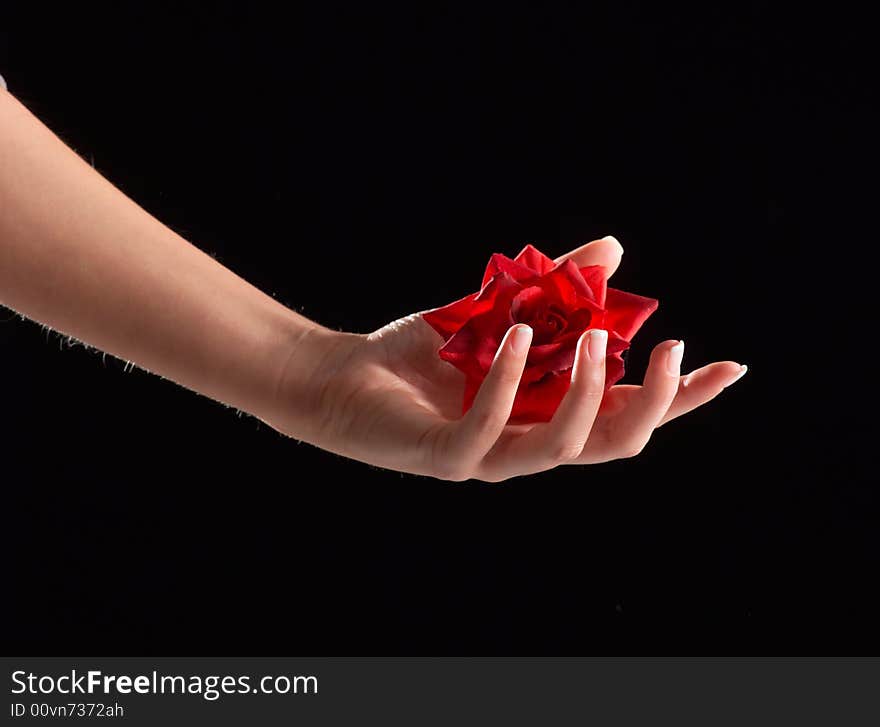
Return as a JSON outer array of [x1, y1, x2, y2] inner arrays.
[[478, 472, 510, 484], [471, 407, 507, 434], [435, 461, 471, 482], [579, 387, 605, 402], [619, 440, 648, 459], [477, 474, 502, 483], [551, 441, 585, 463], [639, 386, 675, 410], [429, 427, 471, 481]]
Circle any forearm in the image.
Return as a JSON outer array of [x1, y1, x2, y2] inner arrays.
[[0, 88, 327, 427]]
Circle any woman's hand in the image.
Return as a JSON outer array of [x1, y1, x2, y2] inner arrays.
[[267, 237, 747, 481]]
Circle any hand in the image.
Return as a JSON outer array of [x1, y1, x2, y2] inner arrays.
[[269, 237, 746, 481], [0, 91, 742, 477]]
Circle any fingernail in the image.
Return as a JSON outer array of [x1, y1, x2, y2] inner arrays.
[[586, 328, 607, 362], [511, 325, 533, 355], [667, 340, 684, 376], [725, 364, 748, 387]]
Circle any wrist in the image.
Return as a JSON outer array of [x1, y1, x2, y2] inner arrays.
[[258, 315, 363, 441]]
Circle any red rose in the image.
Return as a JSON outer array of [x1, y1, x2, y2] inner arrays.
[[422, 244, 658, 423]]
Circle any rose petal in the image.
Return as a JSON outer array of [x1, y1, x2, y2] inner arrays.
[[604, 288, 659, 341], [508, 373, 572, 424], [605, 351, 626, 387], [521, 330, 630, 385], [561, 307, 594, 334], [514, 244, 556, 276], [557, 259, 596, 301], [439, 316, 508, 379], [579, 265, 608, 307], [422, 292, 479, 340], [510, 286, 547, 323], [438, 272, 522, 378], [607, 332, 630, 355], [521, 337, 577, 385], [536, 259, 596, 307], [481, 253, 539, 289], [462, 375, 482, 414], [423, 243, 658, 426]]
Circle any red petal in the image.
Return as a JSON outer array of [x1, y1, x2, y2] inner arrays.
[[508, 373, 572, 424], [579, 265, 608, 307], [605, 351, 626, 388], [561, 259, 596, 300], [422, 292, 478, 340], [604, 288, 659, 341], [521, 331, 629, 385], [471, 270, 521, 312], [608, 332, 630, 355], [513, 244, 556, 276], [525, 259, 585, 310], [510, 285, 548, 323], [428, 245, 657, 426], [439, 316, 507, 380], [438, 273, 522, 379], [462, 376, 482, 415], [481, 253, 538, 289], [522, 336, 578, 385], [562, 307, 595, 334]]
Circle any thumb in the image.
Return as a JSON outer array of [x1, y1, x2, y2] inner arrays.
[[553, 235, 624, 279]]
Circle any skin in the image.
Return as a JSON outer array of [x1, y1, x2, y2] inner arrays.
[[0, 87, 746, 483]]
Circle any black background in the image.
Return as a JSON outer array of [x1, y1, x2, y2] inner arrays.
[[1, 4, 876, 652]]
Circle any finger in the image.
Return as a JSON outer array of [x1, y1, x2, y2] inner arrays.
[[605, 339, 684, 458], [554, 235, 624, 278], [443, 324, 533, 476], [658, 361, 747, 426], [481, 328, 607, 480]]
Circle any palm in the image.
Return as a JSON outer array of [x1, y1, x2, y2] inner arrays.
[[370, 313, 471, 422], [317, 314, 476, 473]]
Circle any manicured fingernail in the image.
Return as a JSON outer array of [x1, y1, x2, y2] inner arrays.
[[667, 340, 684, 375], [511, 325, 533, 355], [725, 364, 748, 386], [586, 328, 607, 362]]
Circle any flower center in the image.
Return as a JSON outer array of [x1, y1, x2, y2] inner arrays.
[[512, 287, 577, 345]]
